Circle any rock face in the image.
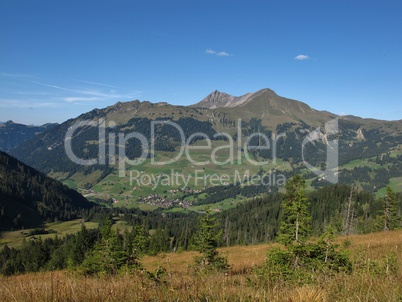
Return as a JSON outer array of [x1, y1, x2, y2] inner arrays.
[[192, 89, 254, 109], [356, 128, 365, 140], [192, 88, 336, 128], [193, 88, 313, 112]]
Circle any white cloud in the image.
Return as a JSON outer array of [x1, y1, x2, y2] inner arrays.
[[14, 91, 52, 96], [31, 102, 60, 108], [217, 51, 230, 57], [32, 81, 140, 101], [32, 81, 70, 91], [75, 89, 109, 97], [0, 77, 141, 110], [63, 97, 100, 103], [0, 72, 36, 79], [0, 99, 60, 108], [206, 49, 232, 57], [32, 82, 107, 97], [294, 54, 310, 60], [75, 79, 118, 88]]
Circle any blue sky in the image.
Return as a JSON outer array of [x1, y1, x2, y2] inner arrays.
[[1, 0, 401, 125]]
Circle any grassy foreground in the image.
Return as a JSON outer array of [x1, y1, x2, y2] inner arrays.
[[1, 230, 401, 301]]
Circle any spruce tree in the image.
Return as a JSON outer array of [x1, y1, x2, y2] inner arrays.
[[278, 174, 311, 246], [261, 175, 351, 283], [81, 219, 126, 275], [194, 208, 230, 272], [382, 186, 401, 231], [69, 224, 92, 266]]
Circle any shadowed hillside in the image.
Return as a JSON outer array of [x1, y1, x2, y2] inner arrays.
[[0, 151, 94, 230]]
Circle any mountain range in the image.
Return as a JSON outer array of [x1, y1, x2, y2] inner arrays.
[[0, 120, 57, 152], [5, 88, 402, 210]]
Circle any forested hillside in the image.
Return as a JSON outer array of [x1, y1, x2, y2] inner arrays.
[[0, 151, 94, 230], [0, 121, 56, 152], [2, 181, 400, 276]]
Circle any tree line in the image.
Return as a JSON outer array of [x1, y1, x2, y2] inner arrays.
[[1, 180, 401, 276]]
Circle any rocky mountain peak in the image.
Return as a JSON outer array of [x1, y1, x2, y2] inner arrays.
[[192, 88, 279, 109], [194, 90, 236, 109]]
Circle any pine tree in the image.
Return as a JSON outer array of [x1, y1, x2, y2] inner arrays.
[[148, 228, 170, 255], [382, 186, 401, 231], [278, 174, 311, 246], [343, 186, 356, 235], [69, 224, 93, 266], [81, 220, 126, 275], [194, 208, 230, 272], [261, 176, 351, 283]]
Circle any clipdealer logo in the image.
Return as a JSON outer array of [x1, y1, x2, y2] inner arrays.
[[64, 118, 339, 187]]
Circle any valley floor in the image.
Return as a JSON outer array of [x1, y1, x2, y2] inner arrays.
[[1, 230, 401, 301]]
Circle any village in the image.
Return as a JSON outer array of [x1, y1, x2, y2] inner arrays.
[[136, 194, 192, 208], [136, 187, 203, 208]]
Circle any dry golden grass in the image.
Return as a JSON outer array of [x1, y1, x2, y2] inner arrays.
[[142, 243, 278, 274], [341, 229, 402, 256], [1, 230, 401, 301]]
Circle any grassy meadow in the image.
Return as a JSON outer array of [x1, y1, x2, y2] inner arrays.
[[51, 142, 402, 212], [1, 230, 401, 301], [0, 220, 99, 249]]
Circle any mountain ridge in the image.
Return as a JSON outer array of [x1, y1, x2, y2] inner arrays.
[[192, 89, 254, 109], [0, 120, 57, 152], [193, 88, 318, 112], [7, 87, 402, 209]]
